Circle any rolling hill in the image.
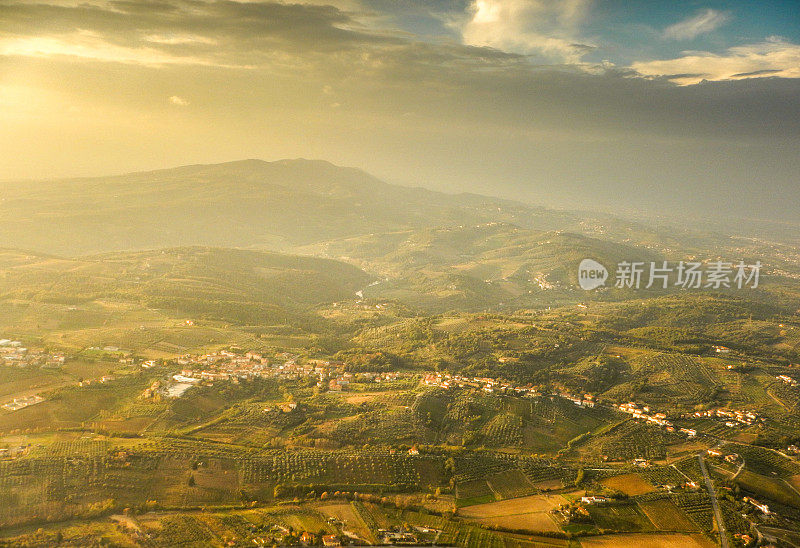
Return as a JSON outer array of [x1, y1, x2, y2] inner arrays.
[[0, 159, 577, 256], [302, 223, 662, 311], [0, 247, 371, 346], [0, 158, 722, 258], [0, 159, 791, 315]]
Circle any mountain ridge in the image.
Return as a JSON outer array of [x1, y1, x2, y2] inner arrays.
[[0, 158, 585, 256]]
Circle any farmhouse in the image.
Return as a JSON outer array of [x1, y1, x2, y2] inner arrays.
[[744, 497, 770, 515], [381, 531, 418, 544], [581, 496, 608, 504], [777, 374, 798, 386]]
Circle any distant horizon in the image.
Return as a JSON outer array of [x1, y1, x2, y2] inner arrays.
[[3, 156, 798, 240], [2, 0, 798, 226]]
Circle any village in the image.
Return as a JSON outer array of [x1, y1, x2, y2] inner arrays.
[[123, 351, 773, 452], [1, 394, 44, 413], [129, 349, 406, 400], [0, 337, 68, 413], [0, 338, 66, 368], [1, 335, 770, 450], [421, 372, 766, 443]]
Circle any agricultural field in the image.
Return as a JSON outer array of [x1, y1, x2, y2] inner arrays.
[[485, 468, 538, 499], [638, 499, 700, 532], [734, 469, 800, 509], [578, 532, 715, 548], [670, 493, 714, 532], [457, 493, 568, 532], [586, 502, 655, 532], [599, 473, 655, 496], [1, 238, 800, 545]]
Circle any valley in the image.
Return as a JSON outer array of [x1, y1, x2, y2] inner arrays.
[[0, 161, 799, 547]]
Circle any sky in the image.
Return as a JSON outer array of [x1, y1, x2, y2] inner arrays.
[[1, 0, 799, 223]]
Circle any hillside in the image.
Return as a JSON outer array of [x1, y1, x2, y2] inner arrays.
[[0, 247, 371, 348], [303, 223, 662, 311], [0, 159, 573, 256], [0, 159, 729, 258]]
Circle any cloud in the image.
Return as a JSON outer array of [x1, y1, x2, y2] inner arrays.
[[0, 1, 798, 226], [143, 34, 218, 46], [2, 0, 794, 90], [457, 0, 594, 62], [632, 38, 800, 84], [0, 32, 240, 68], [0, 0, 400, 69], [663, 9, 730, 41]]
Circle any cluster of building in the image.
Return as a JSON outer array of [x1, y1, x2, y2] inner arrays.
[[0, 338, 65, 368], [688, 407, 761, 428], [163, 351, 298, 383], [618, 399, 764, 437], [617, 402, 673, 427], [706, 448, 742, 465], [556, 502, 591, 524], [144, 350, 407, 395], [379, 530, 419, 545], [557, 391, 597, 408], [422, 372, 543, 398], [1, 394, 43, 412], [0, 444, 30, 460], [580, 495, 609, 504], [79, 375, 115, 387], [424, 372, 601, 407], [328, 371, 401, 392], [139, 380, 163, 400], [777, 374, 798, 387]]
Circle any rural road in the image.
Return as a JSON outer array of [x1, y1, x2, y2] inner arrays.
[[698, 454, 729, 548]]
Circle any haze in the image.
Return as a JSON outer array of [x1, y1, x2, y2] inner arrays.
[[1, 0, 799, 224]]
